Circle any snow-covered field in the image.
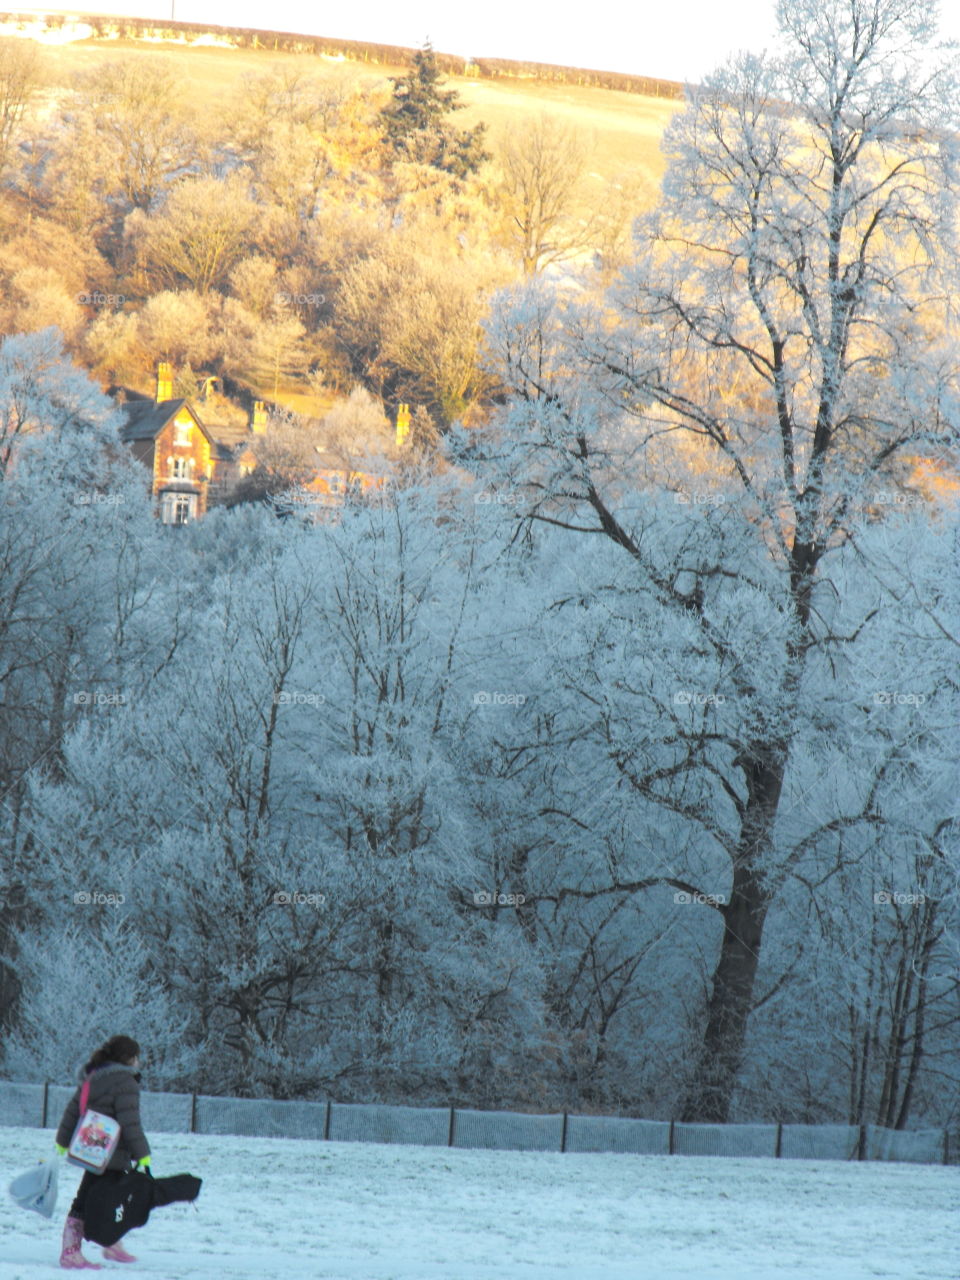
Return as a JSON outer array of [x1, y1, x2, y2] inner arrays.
[[2, 1126, 956, 1279]]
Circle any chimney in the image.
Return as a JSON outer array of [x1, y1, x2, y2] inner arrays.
[[156, 361, 173, 403], [250, 400, 267, 434], [396, 402, 410, 447]]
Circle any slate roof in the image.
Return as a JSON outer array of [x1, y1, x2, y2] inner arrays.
[[209, 422, 257, 449], [119, 397, 189, 443], [119, 397, 233, 461]]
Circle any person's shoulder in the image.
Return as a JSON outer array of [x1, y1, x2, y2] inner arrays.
[[92, 1063, 140, 1085]]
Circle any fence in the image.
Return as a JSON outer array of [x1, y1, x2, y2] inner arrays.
[[1, 1081, 951, 1165]]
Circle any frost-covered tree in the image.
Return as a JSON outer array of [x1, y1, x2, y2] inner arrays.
[[0, 337, 172, 1037], [3, 921, 198, 1088], [469, 0, 960, 1121], [0, 38, 44, 180], [5, 486, 566, 1104], [494, 114, 596, 276]]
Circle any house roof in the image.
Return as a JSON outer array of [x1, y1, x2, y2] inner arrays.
[[119, 398, 233, 460], [115, 390, 394, 478], [120, 397, 190, 442], [210, 422, 258, 448], [311, 448, 392, 476]]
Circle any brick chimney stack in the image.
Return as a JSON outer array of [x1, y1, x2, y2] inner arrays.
[[156, 361, 173, 403], [396, 402, 410, 447], [250, 400, 267, 433]]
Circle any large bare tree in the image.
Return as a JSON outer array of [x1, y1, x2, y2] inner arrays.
[[481, 0, 960, 1121], [494, 113, 596, 276], [0, 38, 43, 179]]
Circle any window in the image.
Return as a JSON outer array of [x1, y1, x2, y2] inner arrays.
[[327, 472, 343, 495], [173, 419, 192, 447], [160, 493, 196, 525], [170, 457, 191, 479]]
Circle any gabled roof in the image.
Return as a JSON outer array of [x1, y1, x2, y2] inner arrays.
[[210, 422, 257, 448], [120, 397, 190, 442], [119, 398, 233, 461], [311, 448, 392, 476]]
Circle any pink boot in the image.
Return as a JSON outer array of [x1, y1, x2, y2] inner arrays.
[[102, 1241, 137, 1263], [60, 1216, 102, 1269]]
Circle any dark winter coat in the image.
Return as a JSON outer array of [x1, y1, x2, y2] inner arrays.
[[56, 1062, 151, 1172]]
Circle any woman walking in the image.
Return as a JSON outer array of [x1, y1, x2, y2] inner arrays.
[[54, 1034, 152, 1270]]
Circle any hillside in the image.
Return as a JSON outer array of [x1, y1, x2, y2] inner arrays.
[[6, 18, 683, 211], [0, 18, 687, 426]]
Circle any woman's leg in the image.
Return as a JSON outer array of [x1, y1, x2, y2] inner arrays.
[[61, 1173, 102, 1269]]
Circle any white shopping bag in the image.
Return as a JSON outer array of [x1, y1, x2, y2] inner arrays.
[[8, 1158, 59, 1218]]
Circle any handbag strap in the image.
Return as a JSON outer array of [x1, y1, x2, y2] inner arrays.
[[78, 1077, 91, 1114]]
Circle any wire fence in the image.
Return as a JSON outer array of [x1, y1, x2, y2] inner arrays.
[[1, 1081, 951, 1165]]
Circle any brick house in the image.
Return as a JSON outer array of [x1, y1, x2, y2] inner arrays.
[[119, 364, 398, 523], [119, 363, 239, 524]]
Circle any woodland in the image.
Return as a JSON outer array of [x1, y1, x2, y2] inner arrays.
[[0, 2, 957, 1132]]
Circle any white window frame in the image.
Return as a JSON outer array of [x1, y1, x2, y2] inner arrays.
[[160, 493, 197, 525]]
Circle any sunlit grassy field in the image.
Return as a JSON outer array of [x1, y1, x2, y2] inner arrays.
[[33, 34, 681, 209]]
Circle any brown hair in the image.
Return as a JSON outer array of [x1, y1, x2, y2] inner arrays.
[[84, 1035, 140, 1075]]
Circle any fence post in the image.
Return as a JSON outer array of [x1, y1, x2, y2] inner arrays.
[[668, 1119, 676, 1155], [775, 1122, 783, 1158], [323, 1100, 331, 1141], [190, 1093, 197, 1135], [447, 1106, 456, 1148], [943, 1128, 949, 1166], [560, 1111, 568, 1153], [857, 1124, 867, 1161], [41, 1081, 49, 1128]]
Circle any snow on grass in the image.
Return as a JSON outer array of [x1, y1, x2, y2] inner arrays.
[[2, 1125, 956, 1279], [0, 20, 97, 45]]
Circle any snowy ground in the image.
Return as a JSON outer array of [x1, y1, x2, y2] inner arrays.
[[2, 1126, 956, 1279]]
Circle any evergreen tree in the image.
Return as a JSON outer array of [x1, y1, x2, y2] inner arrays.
[[379, 43, 489, 179]]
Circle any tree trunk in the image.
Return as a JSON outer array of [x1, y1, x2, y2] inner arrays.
[[895, 906, 938, 1130], [679, 859, 770, 1121], [680, 755, 783, 1122]]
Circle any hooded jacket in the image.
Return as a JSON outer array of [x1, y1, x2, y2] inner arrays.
[[56, 1062, 151, 1172]]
